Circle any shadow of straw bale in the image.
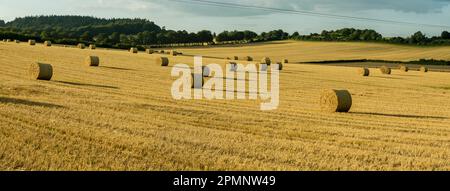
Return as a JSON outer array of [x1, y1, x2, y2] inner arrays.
[[281, 70, 313, 74], [168, 65, 193, 69], [99, 66, 135, 71], [370, 76, 402, 80], [351, 112, 447, 119], [210, 76, 254, 82], [396, 74, 421, 77], [181, 54, 224, 60], [55, 81, 119, 89], [205, 88, 259, 94], [0, 97, 64, 108]]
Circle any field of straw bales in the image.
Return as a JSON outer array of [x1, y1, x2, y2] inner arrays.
[[179, 40, 450, 62], [0, 40, 450, 170]]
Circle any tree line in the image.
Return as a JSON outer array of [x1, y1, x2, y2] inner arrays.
[[1, 16, 450, 49], [292, 28, 450, 45]]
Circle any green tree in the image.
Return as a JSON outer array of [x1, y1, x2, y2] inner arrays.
[[40, 31, 49, 40], [243, 30, 257, 41], [109, 32, 121, 44], [197, 30, 213, 42], [349, 30, 361, 40], [216, 31, 230, 42], [94, 33, 108, 44], [80, 31, 92, 41], [120, 34, 130, 44], [291, 32, 300, 38], [441, 31, 450, 39], [410, 31, 427, 44]]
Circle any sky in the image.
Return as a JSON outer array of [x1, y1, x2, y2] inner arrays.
[[1, 0, 450, 37]]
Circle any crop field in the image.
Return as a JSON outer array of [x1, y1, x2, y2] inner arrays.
[[180, 40, 450, 62], [312, 62, 450, 72], [0, 40, 450, 170]]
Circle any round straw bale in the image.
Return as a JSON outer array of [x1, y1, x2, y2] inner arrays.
[[6, 39, 12, 42], [2, 39, 6, 42], [160, 50, 165, 54], [85, 56, 100, 67], [130, 47, 138, 53], [171, 50, 179, 56], [29, 62, 53, 80], [77, 43, 86, 49], [44, 41, 52, 47], [420, 66, 428, 73], [233, 56, 239, 60], [202, 66, 211, 77], [14, 40, 20, 43], [28, 40, 36, 45], [246, 56, 253, 61], [261, 57, 271, 65], [320, 89, 352, 113], [157, 57, 169, 66], [358, 67, 370, 76], [282, 58, 289, 64], [275, 62, 283, 70], [89, 44, 96, 49], [191, 73, 204, 89], [146, 49, 154, 54], [380, 66, 391, 74], [399, 65, 409, 72]]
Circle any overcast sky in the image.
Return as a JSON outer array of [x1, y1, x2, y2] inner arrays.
[[1, 0, 450, 37]]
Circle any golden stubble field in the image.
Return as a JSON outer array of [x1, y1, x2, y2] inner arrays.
[[179, 40, 450, 62], [0, 40, 450, 170]]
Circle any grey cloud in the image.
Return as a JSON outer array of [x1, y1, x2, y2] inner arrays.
[[148, 0, 450, 17], [305, 0, 450, 13]]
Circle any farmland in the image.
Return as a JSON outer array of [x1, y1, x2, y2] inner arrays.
[[179, 40, 450, 62], [0, 40, 450, 170]]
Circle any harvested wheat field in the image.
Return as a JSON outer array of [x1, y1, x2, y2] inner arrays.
[[0, 41, 450, 171], [180, 40, 450, 62]]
